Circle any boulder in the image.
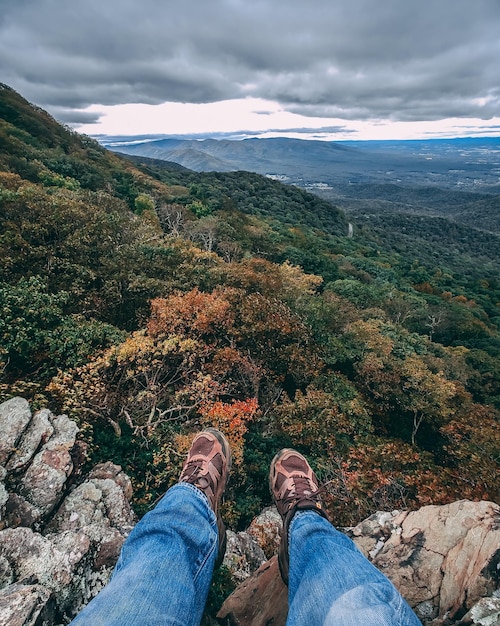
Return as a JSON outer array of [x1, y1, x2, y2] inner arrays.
[[247, 506, 282, 559], [0, 582, 54, 626], [89, 461, 134, 501], [224, 530, 266, 583], [219, 501, 500, 626], [5, 409, 54, 473], [368, 501, 500, 622], [0, 397, 31, 466], [20, 414, 78, 519], [0, 397, 136, 623], [218, 556, 288, 626]]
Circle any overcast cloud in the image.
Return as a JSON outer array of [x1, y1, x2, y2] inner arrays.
[[1, 0, 499, 136]]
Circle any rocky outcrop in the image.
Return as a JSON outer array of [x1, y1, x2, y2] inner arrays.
[[0, 397, 136, 625], [0, 397, 32, 467], [221, 507, 283, 584], [247, 506, 282, 559], [219, 556, 288, 626], [219, 502, 500, 626], [461, 594, 500, 625], [364, 501, 500, 623], [1, 397, 499, 625], [224, 530, 266, 584]]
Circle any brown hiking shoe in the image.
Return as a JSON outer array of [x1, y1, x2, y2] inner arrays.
[[269, 448, 328, 584], [179, 428, 232, 566]]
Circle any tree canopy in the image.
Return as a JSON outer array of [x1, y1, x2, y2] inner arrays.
[[1, 85, 498, 534]]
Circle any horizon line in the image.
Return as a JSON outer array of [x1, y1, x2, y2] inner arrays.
[[93, 133, 500, 142]]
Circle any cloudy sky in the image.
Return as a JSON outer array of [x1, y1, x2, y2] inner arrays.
[[1, 0, 500, 140]]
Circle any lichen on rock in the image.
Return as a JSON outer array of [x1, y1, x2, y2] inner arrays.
[[0, 397, 136, 624]]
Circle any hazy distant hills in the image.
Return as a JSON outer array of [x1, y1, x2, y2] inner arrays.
[[104, 135, 500, 192], [106, 135, 500, 235], [108, 137, 372, 177]]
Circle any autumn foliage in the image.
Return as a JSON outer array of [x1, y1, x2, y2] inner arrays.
[[46, 279, 500, 525], [199, 398, 259, 465], [2, 86, 498, 532]]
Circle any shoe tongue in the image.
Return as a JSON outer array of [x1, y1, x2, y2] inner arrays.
[[293, 476, 312, 496]]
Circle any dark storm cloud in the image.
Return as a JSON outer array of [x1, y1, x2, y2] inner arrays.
[[50, 108, 102, 125], [1, 0, 499, 123]]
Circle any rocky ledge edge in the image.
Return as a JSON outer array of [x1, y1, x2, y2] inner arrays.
[[0, 397, 498, 625]]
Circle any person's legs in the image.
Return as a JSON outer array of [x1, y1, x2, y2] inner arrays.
[[71, 428, 231, 626], [270, 449, 421, 626]]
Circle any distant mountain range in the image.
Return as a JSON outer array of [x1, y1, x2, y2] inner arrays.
[[102, 135, 500, 191]]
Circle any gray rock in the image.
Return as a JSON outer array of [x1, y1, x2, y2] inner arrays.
[[0, 582, 54, 626], [460, 594, 500, 625], [46, 474, 136, 538], [0, 525, 90, 618], [91, 478, 136, 535], [0, 399, 136, 622], [0, 527, 74, 590], [247, 505, 282, 559], [224, 530, 266, 583], [48, 414, 79, 447], [43, 473, 136, 615], [6, 409, 54, 473], [21, 414, 78, 517], [89, 462, 133, 501], [0, 398, 31, 466], [47, 481, 112, 534], [0, 486, 131, 618]]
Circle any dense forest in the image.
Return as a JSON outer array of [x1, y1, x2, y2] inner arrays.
[[1, 80, 499, 552]]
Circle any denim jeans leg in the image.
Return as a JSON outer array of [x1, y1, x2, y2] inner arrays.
[[70, 483, 219, 626], [286, 511, 421, 626]]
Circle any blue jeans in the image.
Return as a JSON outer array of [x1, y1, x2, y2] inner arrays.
[[71, 484, 421, 625]]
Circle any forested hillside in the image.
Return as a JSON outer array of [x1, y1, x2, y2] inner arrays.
[[1, 83, 499, 543]]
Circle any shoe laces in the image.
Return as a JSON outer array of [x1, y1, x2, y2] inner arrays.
[[281, 475, 320, 513], [181, 458, 209, 484]]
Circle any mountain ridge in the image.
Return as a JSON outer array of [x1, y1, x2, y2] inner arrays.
[[1, 83, 499, 624], [105, 134, 500, 191]]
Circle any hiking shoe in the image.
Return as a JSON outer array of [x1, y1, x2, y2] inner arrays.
[[269, 448, 328, 584], [179, 428, 232, 566]]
